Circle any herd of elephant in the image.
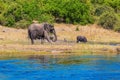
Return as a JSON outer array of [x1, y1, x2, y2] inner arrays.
[[28, 23, 87, 44]]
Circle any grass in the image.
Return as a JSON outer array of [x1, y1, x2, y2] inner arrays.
[[0, 24, 120, 57], [55, 24, 120, 43]]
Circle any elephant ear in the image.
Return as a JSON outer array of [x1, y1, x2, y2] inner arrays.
[[43, 23, 48, 30]]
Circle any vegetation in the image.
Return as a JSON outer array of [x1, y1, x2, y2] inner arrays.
[[98, 12, 117, 29], [0, 0, 120, 31]]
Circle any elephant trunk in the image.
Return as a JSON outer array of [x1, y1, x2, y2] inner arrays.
[[52, 30, 57, 42]]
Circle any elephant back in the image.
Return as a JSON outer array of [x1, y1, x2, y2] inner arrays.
[[28, 23, 44, 31]]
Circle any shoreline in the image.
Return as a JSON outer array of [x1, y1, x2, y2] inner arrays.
[[0, 43, 119, 59]]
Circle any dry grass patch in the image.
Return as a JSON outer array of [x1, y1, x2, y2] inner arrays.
[[55, 23, 120, 43], [0, 24, 119, 56]]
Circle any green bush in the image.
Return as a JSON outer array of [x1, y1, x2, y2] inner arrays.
[[90, 0, 104, 4], [114, 17, 120, 32], [94, 5, 114, 16], [114, 23, 120, 32], [5, 15, 15, 27], [98, 12, 117, 29], [0, 0, 95, 27], [43, 0, 94, 24], [0, 15, 6, 25], [103, 0, 120, 13], [14, 20, 31, 29], [38, 13, 54, 24]]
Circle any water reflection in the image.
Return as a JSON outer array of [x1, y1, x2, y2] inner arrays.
[[28, 55, 92, 65], [29, 55, 51, 63]]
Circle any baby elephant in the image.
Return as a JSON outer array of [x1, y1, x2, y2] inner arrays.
[[76, 36, 87, 43]]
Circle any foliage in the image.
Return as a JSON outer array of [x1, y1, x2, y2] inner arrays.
[[94, 5, 114, 16], [0, 0, 119, 31], [14, 20, 31, 29], [92, 0, 120, 32], [104, 0, 120, 13], [113, 16, 120, 32], [90, 0, 104, 4], [38, 13, 54, 23], [114, 22, 120, 32], [0, 0, 94, 28], [43, 0, 94, 24], [98, 12, 118, 29]]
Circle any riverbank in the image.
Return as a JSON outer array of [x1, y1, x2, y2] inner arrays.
[[0, 23, 120, 58]]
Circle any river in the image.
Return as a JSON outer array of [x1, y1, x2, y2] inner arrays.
[[0, 54, 120, 80]]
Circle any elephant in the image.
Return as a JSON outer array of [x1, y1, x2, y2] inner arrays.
[[28, 23, 57, 44], [76, 36, 87, 43]]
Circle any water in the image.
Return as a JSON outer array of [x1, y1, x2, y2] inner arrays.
[[0, 54, 120, 80]]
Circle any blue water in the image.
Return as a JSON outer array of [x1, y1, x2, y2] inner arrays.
[[0, 54, 120, 80]]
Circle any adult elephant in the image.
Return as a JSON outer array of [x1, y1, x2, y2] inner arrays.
[[28, 23, 57, 44], [76, 36, 87, 43]]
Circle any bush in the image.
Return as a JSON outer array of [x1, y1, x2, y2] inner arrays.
[[0, 15, 6, 25], [114, 24, 120, 32], [44, 0, 94, 24], [5, 15, 15, 27], [38, 13, 54, 24], [94, 5, 114, 16], [114, 20, 120, 32], [14, 20, 31, 29], [98, 12, 117, 29], [90, 0, 104, 4]]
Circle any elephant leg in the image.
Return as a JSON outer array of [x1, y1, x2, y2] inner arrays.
[[77, 40, 79, 43], [28, 31, 35, 44], [41, 38, 44, 44], [44, 31, 52, 43], [31, 38, 34, 44], [45, 36, 52, 43], [46, 38, 52, 43], [84, 38, 87, 42]]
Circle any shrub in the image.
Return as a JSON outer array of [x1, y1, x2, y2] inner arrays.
[[94, 5, 114, 16], [44, 0, 94, 24], [114, 19, 120, 32], [38, 13, 55, 24], [5, 15, 15, 27], [90, 0, 104, 4], [114, 24, 120, 32], [0, 15, 6, 25], [98, 12, 117, 29], [103, 0, 120, 13], [14, 20, 31, 29]]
